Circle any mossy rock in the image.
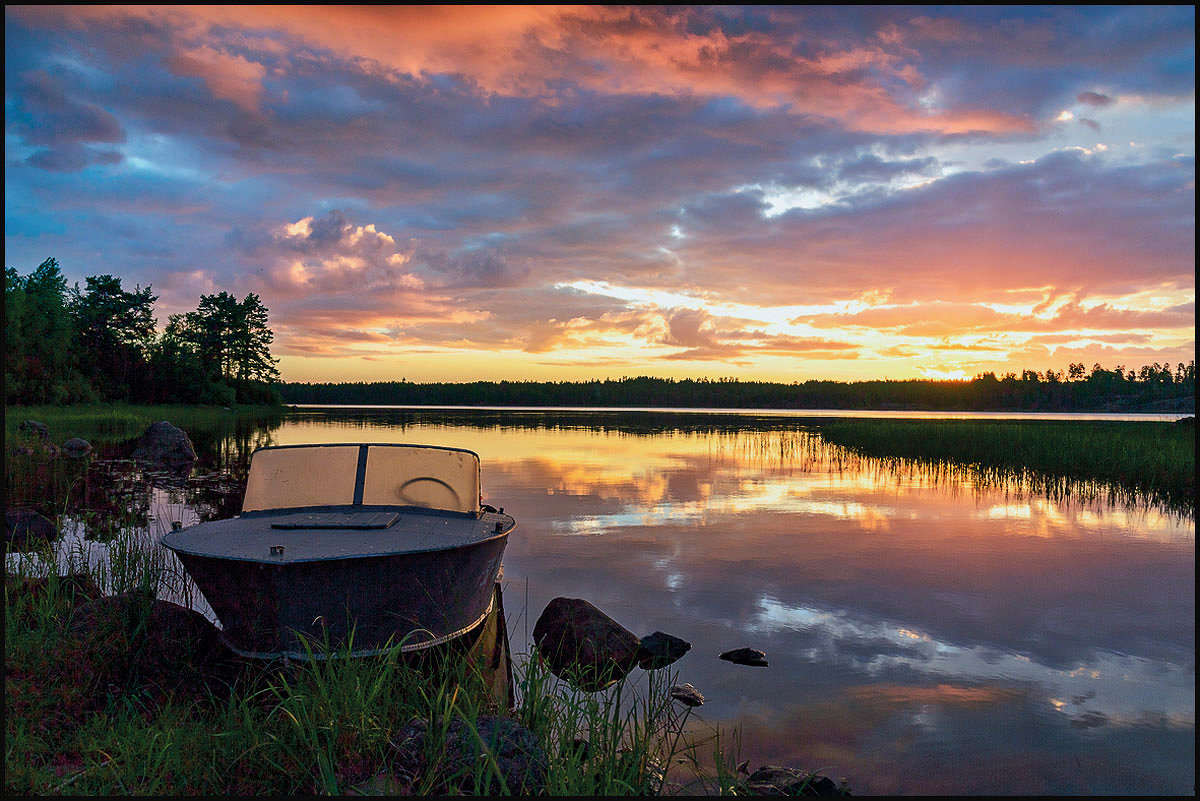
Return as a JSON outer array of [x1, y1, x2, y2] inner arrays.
[[68, 593, 240, 707]]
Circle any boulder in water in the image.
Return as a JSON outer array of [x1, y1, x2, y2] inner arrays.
[[638, 630, 691, 670], [720, 646, 769, 667], [532, 597, 642, 692], [131, 421, 196, 474], [62, 437, 92, 458]]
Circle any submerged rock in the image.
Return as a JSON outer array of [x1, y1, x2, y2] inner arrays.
[[131, 420, 196, 475], [743, 765, 847, 796], [638, 630, 691, 670], [387, 715, 547, 796], [532, 597, 642, 692], [720, 647, 769, 667]]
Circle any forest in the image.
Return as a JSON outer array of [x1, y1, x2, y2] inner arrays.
[[5, 258, 280, 407], [282, 365, 1195, 412]]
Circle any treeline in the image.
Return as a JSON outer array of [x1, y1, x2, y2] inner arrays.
[[282, 365, 1195, 412], [6, 258, 280, 407]]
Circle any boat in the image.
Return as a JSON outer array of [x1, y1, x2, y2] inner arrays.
[[161, 443, 515, 661]]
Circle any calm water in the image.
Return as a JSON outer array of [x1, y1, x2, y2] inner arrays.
[[14, 407, 1195, 794], [277, 408, 1195, 795]]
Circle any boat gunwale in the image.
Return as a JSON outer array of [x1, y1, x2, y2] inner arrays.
[[249, 441, 482, 458], [161, 503, 514, 564]]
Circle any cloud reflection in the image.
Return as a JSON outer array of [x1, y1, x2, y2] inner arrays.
[[263, 413, 1194, 794]]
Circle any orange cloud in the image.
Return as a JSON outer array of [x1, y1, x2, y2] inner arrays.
[[21, 4, 1033, 135]]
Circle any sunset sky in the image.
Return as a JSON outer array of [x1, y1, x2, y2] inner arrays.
[[4, 5, 1195, 383]]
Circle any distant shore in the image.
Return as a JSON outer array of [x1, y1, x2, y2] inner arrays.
[[279, 372, 1196, 414], [286, 402, 1191, 422]]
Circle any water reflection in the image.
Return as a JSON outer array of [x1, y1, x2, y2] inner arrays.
[[255, 411, 1193, 793], [6, 408, 1193, 794]]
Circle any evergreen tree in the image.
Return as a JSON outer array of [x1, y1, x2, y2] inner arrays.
[[4, 258, 92, 404], [5, 258, 281, 406], [169, 290, 280, 402], [69, 274, 157, 400]]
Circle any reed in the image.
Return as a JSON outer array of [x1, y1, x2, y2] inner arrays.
[[814, 418, 1194, 514]]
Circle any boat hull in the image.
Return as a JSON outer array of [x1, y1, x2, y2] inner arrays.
[[176, 534, 507, 658]]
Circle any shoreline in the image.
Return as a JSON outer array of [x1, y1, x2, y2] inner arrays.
[[286, 403, 1192, 422]]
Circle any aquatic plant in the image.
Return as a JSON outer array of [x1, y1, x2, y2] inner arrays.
[[814, 419, 1194, 515]]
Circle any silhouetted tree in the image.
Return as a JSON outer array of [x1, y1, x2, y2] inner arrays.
[[69, 274, 157, 400], [5, 259, 281, 406], [5, 258, 92, 404]]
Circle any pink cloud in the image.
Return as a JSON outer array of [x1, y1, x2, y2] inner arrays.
[[165, 44, 268, 112], [672, 152, 1194, 307], [18, 5, 1033, 136]]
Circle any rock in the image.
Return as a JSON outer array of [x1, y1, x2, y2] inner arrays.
[[18, 419, 49, 439], [68, 593, 238, 706], [5, 507, 57, 550], [743, 766, 847, 796], [638, 630, 691, 670], [669, 683, 705, 707], [388, 715, 547, 796], [532, 597, 642, 692], [720, 646, 769, 667], [131, 421, 196, 474], [61, 437, 93, 458]]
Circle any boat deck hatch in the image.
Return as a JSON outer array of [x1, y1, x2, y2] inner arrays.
[[271, 511, 400, 530]]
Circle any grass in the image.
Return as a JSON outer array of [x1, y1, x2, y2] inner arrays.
[[813, 418, 1195, 515], [4, 525, 749, 796], [4, 403, 284, 446]]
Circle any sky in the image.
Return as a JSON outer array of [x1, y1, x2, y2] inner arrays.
[[4, 5, 1195, 384]]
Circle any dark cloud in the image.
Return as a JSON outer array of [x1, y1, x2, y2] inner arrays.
[[1077, 90, 1114, 107], [836, 153, 940, 183], [25, 144, 123, 173], [418, 247, 531, 290], [6, 68, 127, 171], [7, 70, 125, 146]]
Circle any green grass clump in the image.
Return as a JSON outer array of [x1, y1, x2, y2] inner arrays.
[[5, 525, 745, 796], [815, 419, 1194, 514]]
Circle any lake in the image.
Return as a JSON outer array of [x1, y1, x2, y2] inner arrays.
[[11, 406, 1195, 794]]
